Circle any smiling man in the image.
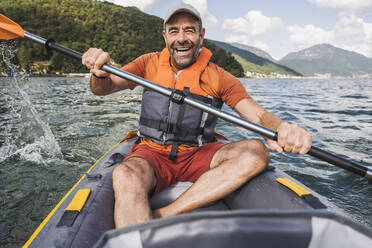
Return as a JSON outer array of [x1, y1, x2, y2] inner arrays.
[[164, 6, 204, 68], [82, 3, 312, 228]]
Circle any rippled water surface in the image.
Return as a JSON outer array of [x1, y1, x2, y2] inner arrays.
[[0, 75, 371, 246]]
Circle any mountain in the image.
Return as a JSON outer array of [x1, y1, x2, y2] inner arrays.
[[279, 44, 372, 77], [0, 0, 243, 77], [231, 42, 276, 62], [209, 40, 302, 77]]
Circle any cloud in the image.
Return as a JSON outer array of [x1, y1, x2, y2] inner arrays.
[[183, 0, 218, 26], [297, 1, 372, 56], [225, 34, 251, 45], [102, 0, 158, 11], [222, 11, 284, 58], [106, 0, 218, 26], [307, 0, 372, 15], [334, 15, 372, 56], [251, 40, 270, 53], [224, 35, 270, 52], [287, 15, 372, 57], [287, 25, 334, 49], [222, 10, 284, 36]]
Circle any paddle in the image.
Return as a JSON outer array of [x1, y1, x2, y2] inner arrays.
[[1, 14, 371, 183]]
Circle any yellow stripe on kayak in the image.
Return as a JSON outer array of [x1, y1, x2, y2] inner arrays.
[[23, 141, 122, 248], [276, 178, 311, 197], [65, 189, 91, 212]]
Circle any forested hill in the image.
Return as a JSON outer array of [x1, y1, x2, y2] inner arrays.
[[0, 0, 244, 77], [209, 40, 302, 77]]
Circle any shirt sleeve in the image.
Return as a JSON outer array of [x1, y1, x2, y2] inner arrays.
[[217, 67, 251, 109], [121, 53, 155, 90]]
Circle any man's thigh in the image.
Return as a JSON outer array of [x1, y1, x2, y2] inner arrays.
[[177, 142, 225, 181]]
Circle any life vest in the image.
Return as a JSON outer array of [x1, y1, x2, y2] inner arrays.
[[138, 47, 223, 159]]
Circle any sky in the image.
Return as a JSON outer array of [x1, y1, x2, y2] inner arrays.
[[103, 0, 372, 60]]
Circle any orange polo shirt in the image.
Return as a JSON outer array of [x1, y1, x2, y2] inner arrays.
[[121, 49, 251, 152]]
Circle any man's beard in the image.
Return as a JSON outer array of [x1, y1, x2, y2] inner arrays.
[[169, 37, 201, 69]]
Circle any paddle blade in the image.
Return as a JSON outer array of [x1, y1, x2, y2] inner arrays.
[[0, 14, 25, 40]]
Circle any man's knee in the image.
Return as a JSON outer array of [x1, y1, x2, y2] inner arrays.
[[230, 139, 269, 172], [245, 139, 269, 163], [230, 139, 268, 157], [112, 158, 155, 194]]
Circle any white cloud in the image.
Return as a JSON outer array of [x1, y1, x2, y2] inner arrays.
[[225, 34, 251, 45], [183, 0, 218, 26], [252, 40, 270, 53], [307, 0, 372, 15], [222, 11, 284, 58], [334, 15, 372, 57], [222, 10, 283, 36], [301, 1, 372, 56], [287, 15, 372, 57], [103, 0, 158, 11], [287, 25, 334, 49]]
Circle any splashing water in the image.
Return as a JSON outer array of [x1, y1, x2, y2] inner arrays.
[[0, 41, 62, 164]]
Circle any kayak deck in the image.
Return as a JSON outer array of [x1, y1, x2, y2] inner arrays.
[[25, 138, 368, 248]]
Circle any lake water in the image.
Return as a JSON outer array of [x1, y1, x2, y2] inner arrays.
[[0, 73, 371, 246]]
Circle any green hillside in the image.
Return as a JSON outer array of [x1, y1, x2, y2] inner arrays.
[[231, 42, 276, 62], [209, 39, 302, 77], [0, 0, 244, 77]]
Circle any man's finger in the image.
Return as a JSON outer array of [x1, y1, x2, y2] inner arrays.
[[299, 132, 312, 155], [267, 140, 284, 154], [90, 68, 110, 78]]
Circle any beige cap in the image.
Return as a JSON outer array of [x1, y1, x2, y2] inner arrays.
[[163, 3, 202, 28]]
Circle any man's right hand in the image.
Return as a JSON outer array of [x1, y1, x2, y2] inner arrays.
[[82, 48, 111, 78]]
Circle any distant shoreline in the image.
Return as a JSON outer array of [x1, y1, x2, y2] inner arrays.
[[0, 72, 91, 78], [1, 72, 371, 80]]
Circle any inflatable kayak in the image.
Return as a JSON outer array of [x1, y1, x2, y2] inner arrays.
[[23, 132, 372, 248]]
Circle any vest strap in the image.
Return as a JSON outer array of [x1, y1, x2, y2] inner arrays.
[[139, 117, 204, 135], [168, 143, 179, 161], [168, 87, 190, 161], [212, 97, 223, 108], [176, 87, 189, 132]]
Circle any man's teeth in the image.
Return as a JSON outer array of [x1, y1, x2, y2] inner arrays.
[[176, 47, 190, 51]]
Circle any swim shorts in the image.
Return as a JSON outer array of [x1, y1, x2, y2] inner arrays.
[[124, 142, 225, 194]]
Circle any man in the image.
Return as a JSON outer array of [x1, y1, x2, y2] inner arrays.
[[82, 3, 312, 228]]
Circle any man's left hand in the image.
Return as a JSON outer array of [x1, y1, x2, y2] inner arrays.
[[267, 122, 312, 155]]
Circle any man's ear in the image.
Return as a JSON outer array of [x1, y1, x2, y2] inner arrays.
[[162, 30, 167, 42], [200, 27, 206, 45]]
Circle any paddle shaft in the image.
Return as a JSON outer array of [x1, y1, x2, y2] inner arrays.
[[23, 32, 372, 182]]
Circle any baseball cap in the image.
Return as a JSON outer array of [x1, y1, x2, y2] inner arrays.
[[163, 3, 202, 28]]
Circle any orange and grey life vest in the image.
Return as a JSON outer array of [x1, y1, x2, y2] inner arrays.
[[138, 47, 223, 159]]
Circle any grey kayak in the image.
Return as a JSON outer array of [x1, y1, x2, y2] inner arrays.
[[24, 136, 372, 248]]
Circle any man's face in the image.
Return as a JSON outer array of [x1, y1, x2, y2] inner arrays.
[[163, 13, 205, 69]]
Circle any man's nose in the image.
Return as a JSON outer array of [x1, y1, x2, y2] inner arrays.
[[176, 31, 187, 43]]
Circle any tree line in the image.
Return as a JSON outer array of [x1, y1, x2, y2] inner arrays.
[[0, 0, 244, 77]]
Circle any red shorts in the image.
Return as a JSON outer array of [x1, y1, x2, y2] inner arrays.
[[124, 142, 225, 194]]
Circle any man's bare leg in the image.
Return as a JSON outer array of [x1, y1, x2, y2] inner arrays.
[[112, 157, 156, 228], [154, 139, 269, 218]]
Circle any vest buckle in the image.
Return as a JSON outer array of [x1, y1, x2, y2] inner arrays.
[[170, 89, 185, 104]]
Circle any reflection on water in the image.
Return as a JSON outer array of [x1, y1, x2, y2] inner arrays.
[[0, 72, 371, 246]]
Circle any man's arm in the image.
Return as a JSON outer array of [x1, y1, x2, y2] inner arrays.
[[82, 48, 133, 95], [234, 98, 312, 155]]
